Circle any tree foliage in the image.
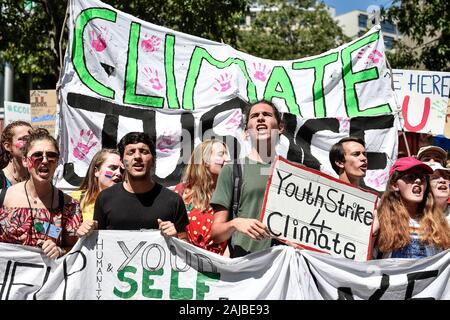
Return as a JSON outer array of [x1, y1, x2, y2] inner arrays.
[[237, 0, 349, 60], [0, 0, 67, 84], [386, 0, 449, 71], [0, 0, 247, 86]]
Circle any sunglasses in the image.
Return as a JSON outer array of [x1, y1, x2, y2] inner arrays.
[[398, 172, 427, 184], [28, 151, 59, 164]]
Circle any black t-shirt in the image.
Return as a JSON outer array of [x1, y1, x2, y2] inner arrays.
[[94, 182, 188, 232]]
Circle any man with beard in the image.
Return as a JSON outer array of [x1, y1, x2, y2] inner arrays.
[[94, 132, 188, 239]]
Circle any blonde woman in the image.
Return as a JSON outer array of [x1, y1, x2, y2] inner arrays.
[[0, 121, 33, 188], [375, 157, 450, 259], [0, 128, 90, 259], [174, 139, 230, 254], [71, 149, 123, 220]]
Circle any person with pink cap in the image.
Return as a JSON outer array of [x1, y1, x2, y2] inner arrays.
[[423, 161, 450, 225], [374, 157, 450, 259]]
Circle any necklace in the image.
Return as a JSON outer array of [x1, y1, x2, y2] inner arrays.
[[24, 180, 54, 207], [5, 166, 21, 183]]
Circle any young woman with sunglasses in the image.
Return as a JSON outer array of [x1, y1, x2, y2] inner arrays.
[[0, 128, 92, 259], [0, 121, 33, 188], [374, 157, 450, 259], [71, 149, 123, 227]]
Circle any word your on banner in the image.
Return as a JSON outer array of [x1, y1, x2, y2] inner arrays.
[[262, 157, 378, 261], [392, 69, 450, 135], [1, 231, 449, 300], [3, 101, 31, 125]]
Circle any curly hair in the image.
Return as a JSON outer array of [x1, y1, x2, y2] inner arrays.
[[181, 139, 229, 211], [377, 171, 450, 253], [21, 128, 59, 157], [0, 121, 33, 168]]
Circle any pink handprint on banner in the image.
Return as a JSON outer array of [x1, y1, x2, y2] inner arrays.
[[367, 49, 383, 65], [356, 45, 371, 59], [143, 67, 164, 91], [70, 129, 98, 160], [157, 135, 177, 154], [366, 171, 389, 188], [90, 27, 110, 52], [213, 73, 232, 92], [141, 34, 161, 53], [356, 44, 383, 66], [336, 117, 350, 131], [251, 62, 271, 82], [225, 110, 242, 131]]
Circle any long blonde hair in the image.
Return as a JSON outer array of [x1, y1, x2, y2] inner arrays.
[[377, 171, 450, 252], [181, 139, 228, 211], [78, 149, 120, 211]]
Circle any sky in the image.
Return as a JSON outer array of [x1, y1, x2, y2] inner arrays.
[[321, 0, 394, 16]]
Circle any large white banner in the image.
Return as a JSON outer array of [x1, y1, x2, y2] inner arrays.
[[56, 0, 399, 192], [0, 231, 449, 300], [262, 157, 378, 261]]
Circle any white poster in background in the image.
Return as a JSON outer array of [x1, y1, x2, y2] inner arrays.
[[3, 101, 31, 125], [0, 230, 449, 300], [392, 69, 450, 135], [55, 0, 399, 193], [262, 157, 378, 261]]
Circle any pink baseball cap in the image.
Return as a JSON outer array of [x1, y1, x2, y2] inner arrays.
[[389, 157, 433, 176]]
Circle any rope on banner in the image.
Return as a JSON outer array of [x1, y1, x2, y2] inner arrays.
[[55, 2, 70, 140], [57, 2, 70, 92]]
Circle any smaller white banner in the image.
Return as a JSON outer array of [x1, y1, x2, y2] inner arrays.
[[261, 157, 378, 261], [3, 101, 31, 125], [392, 69, 450, 135]]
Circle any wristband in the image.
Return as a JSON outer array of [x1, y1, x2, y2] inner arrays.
[[58, 247, 66, 257]]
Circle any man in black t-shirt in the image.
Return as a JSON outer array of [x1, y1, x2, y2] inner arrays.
[[93, 132, 188, 239]]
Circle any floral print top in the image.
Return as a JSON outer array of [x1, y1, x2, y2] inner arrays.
[[0, 199, 82, 247], [174, 183, 227, 255]]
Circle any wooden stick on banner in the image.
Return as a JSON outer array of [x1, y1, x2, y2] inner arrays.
[[385, 58, 411, 157]]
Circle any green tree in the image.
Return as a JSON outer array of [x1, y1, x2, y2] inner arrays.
[[386, 0, 449, 71], [0, 0, 247, 88], [237, 0, 349, 60]]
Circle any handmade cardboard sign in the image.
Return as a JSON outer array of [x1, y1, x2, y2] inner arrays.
[[261, 157, 378, 261]]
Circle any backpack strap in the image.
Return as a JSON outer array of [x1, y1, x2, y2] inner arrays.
[[0, 170, 7, 189], [58, 189, 65, 212], [0, 187, 7, 208], [228, 161, 243, 258], [231, 162, 243, 219]]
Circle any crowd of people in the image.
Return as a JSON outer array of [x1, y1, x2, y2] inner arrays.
[[1, 99, 450, 261]]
